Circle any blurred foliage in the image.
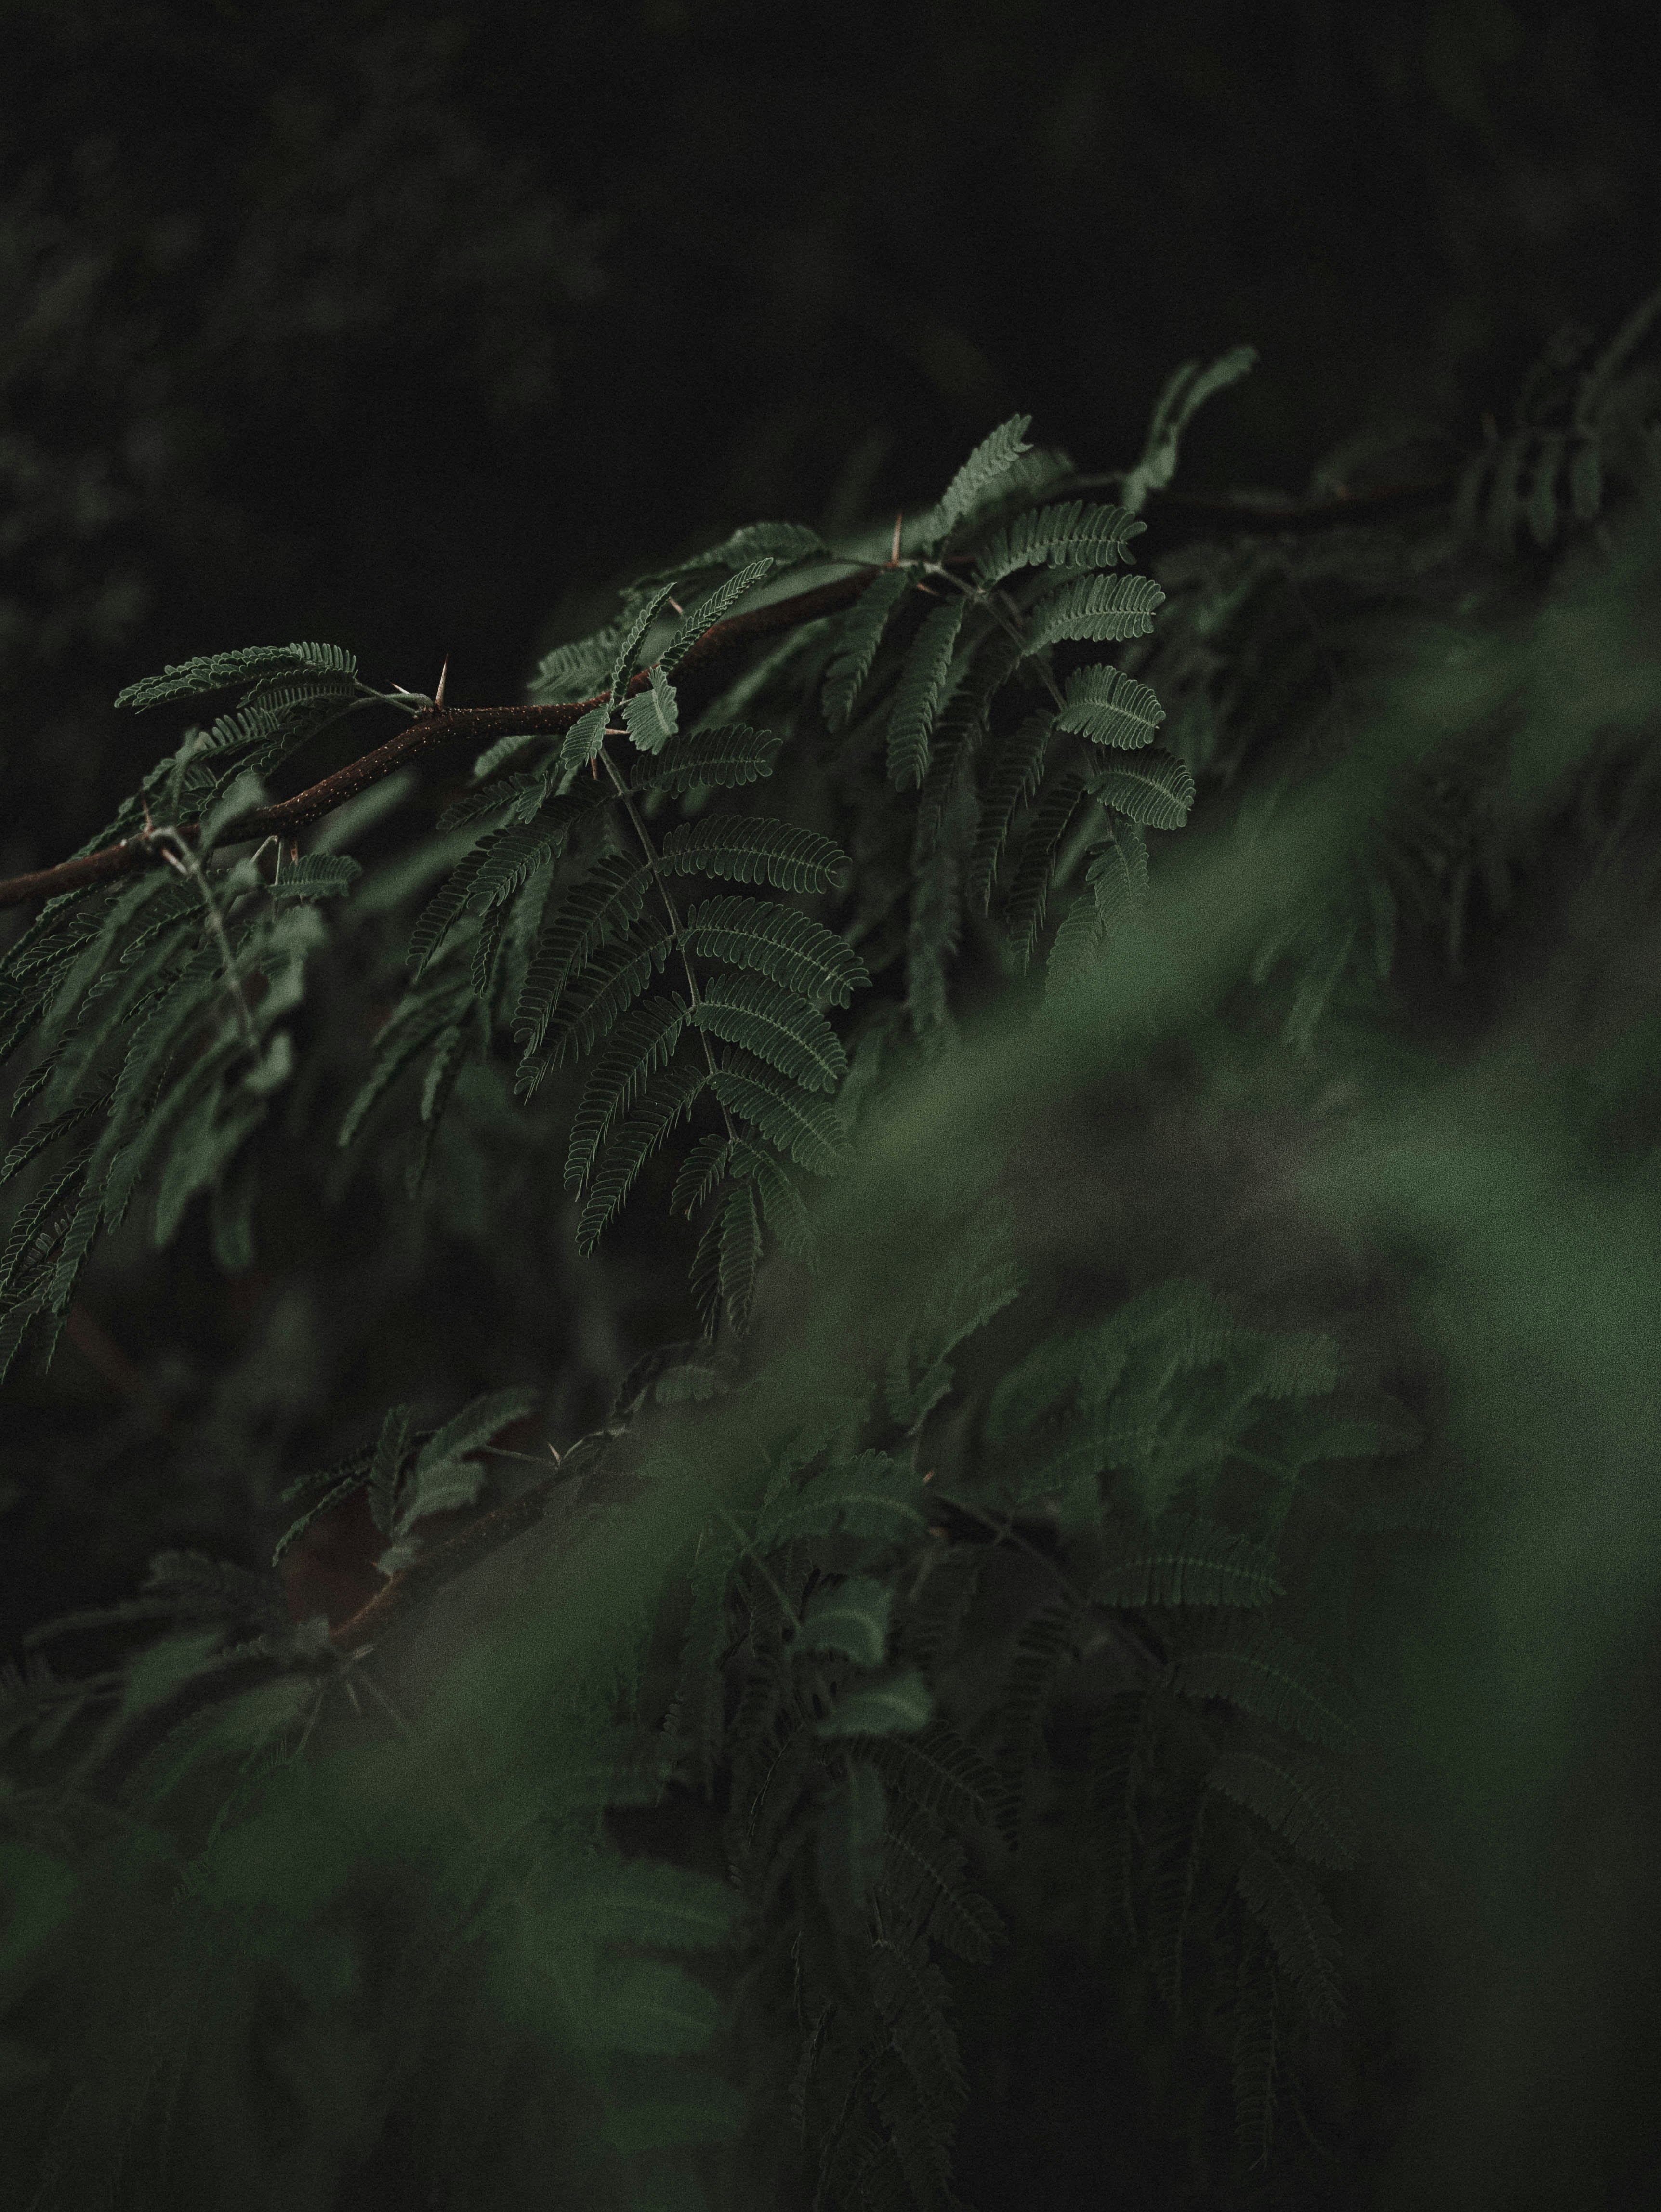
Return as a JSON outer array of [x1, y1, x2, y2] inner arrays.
[[0, 274, 1659, 2202], [1, 9, 1660, 2202]]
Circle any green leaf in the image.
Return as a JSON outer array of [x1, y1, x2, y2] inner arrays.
[[683, 895, 867, 1009], [338, 986, 469, 1148], [866, 1723, 1002, 1834], [1208, 1750, 1359, 1869], [1001, 772, 1086, 969], [635, 722, 783, 795], [580, 1861, 743, 1950], [1236, 1848, 1345, 2024], [689, 973, 847, 1093], [406, 848, 487, 980], [1054, 662, 1166, 749], [971, 498, 1145, 590], [817, 1669, 933, 1738], [1022, 572, 1165, 654], [801, 1576, 893, 1667], [367, 1404, 416, 1536], [607, 579, 684, 706], [671, 1132, 735, 1217], [197, 768, 269, 850], [268, 854, 363, 903], [1120, 345, 1258, 515], [151, 1089, 265, 1247], [415, 1382, 539, 1479], [659, 557, 777, 678], [886, 597, 968, 790], [114, 642, 357, 715], [1093, 1513, 1284, 1609], [967, 710, 1053, 912], [514, 854, 653, 1055], [709, 1064, 849, 1175], [716, 1181, 763, 1332], [1164, 1621, 1362, 1752], [657, 817, 849, 895], [525, 918, 674, 1077], [1089, 747, 1196, 832], [622, 665, 680, 753], [926, 413, 1034, 548], [557, 700, 614, 777], [564, 997, 689, 1194], [822, 567, 912, 731], [574, 1063, 708, 1255]]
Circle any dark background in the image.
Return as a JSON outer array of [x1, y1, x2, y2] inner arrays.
[[2, 0, 1656, 1648]]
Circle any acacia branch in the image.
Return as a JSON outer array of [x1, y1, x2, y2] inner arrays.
[[0, 473, 1460, 914], [0, 566, 892, 911]]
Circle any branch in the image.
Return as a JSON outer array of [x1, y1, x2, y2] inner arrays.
[[0, 566, 890, 912], [0, 473, 1460, 914]]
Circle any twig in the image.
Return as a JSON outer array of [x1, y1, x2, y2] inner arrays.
[[0, 566, 903, 911], [0, 474, 1461, 915]]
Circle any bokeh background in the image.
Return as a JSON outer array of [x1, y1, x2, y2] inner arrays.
[[3, 0, 1657, 1680]]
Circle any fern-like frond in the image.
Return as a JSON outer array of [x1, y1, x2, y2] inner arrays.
[[886, 600, 968, 791], [575, 1063, 710, 1255], [114, 641, 357, 714], [822, 568, 913, 731], [658, 557, 777, 680], [671, 1132, 735, 1217], [635, 724, 784, 795], [709, 1061, 849, 1174], [1089, 748, 1196, 833], [1235, 1846, 1345, 2024], [406, 848, 487, 980], [1094, 1512, 1284, 1609], [266, 855, 362, 905], [564, 996, 689, 1194], [865, 1722, 1002, 1837], [513, 854, 654, 1056], [757, 1450, 925, 1550], [1022, 572, 1165, 655], [1163, 1620, 1362, 1752], [925, 413, 1034, 550], [622, 665, 681, 754], [971, 499, 1145, 591], [713, 1183, 763, 1332], [682, 895, 867, 1008], [689, 973, 847, 1093], [966, 711, 1053, 913], [1208, 1749, 1359, 1869], [657, 817, 849, 895], [527, 917, 674, 1073], [1054, 661, 1166, 750], [881, 1807, 1007, 1965], [1001, 772, 1086, 969], [338, 985, 470, 1148]]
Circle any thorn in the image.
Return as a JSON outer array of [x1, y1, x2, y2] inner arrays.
[[589, 757, 598, 777], [433, 656, 449, 711], [890, 512, 903, 565]]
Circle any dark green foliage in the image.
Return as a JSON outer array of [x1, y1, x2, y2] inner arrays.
[[2, 286, 1661, 2212]]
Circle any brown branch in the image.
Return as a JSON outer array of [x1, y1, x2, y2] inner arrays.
[[0, 566, 891, 912], [0, 473, 1461, 915]]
